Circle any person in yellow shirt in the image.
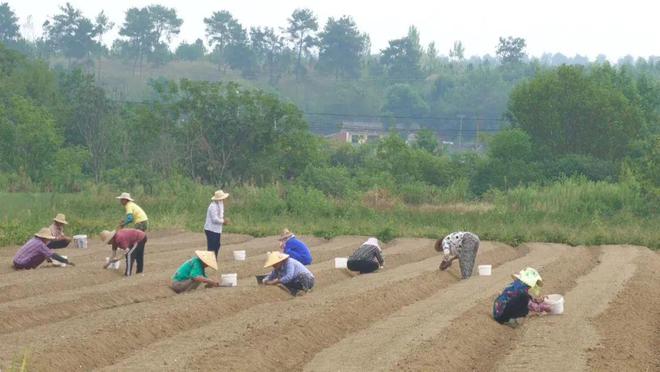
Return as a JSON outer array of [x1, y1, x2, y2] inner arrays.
[[116, 192, 149, 231]]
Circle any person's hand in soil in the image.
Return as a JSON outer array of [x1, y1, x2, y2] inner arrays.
[[440, 260, 452, 271]]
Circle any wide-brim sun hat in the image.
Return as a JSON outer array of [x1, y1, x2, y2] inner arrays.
[[35, 227, 56, 240], [278, 228, 294, 241], [53, 213, 68, 225], [115, 192, 134, 201], [99, 230, 117, 244], [195, 250, 218, 270], [264, 252, 289, 268], [512, 267, 543, 288], [212, 190, 230, 201]]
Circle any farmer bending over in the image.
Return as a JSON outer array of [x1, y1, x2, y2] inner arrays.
[[262, 252, 315, 296], [347, 237, 384, 274], [171, 250, 220, 293], [13, 228, 74, 269], [435, 231, 480, 279], [279, 228, 312, 265], [100, 228, 147, 276]]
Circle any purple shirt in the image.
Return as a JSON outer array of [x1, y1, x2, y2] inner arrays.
[[13, 238, 54, 269], [265, 257, 314, 284]]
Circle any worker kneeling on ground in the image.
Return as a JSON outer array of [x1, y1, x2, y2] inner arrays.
[[100, 228, 147, 276], [347, 237, 384, 274], [170, 250, 221, 293], [47, 213, 72, 249], [435, 231, 480, 279], [492, 267, 544, 328], [261, 252, 314, 296], [13, 228, 74, 269], [278, 228, 312, 265]]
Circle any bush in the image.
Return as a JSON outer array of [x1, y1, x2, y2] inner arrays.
[[298, 165, 356, 197], [285, 185, 334, 217]]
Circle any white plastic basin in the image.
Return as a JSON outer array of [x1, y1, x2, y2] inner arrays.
[[73, 235, 88, 249], [545, 294, 564, 314], [221, 273, 238, 287], [233, 250, 246, 261], [334, 257, 348, 269], [478, 264, 492, 276]]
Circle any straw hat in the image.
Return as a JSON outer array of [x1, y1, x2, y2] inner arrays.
[[99, 230, 117, 244], [263, 252, 289, 268], [211, 190, 230, 201], [53, 213, 68, 225], [115, 192, 134, 201], [195, 250, 218, 270], [35, 227, 55, 240], [512, 267, 543, 288], [278, 228, 294, 241]]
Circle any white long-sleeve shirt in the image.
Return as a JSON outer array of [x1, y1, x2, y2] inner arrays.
[[204, 201, 224, 234]]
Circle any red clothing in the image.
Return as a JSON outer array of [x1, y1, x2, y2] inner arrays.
[[114, 229, 146, 250]]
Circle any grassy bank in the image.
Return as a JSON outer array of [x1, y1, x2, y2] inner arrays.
[[1, 178, 658, 250]]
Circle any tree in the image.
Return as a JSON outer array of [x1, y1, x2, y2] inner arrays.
[[175, 39, 206, 61], [415, 128, 439, 153], [449, 40, 465, 61], [496, 36, 526, 64], [250, 27, 287, 84], [286, 8, 318, 80], [382, 83, 429, 119], [508, 65, 646, 160], [44, 3, 100, 64], [93, 11, 114, 78], [380, 27, 422, 80], [317, 16, 367, 79], [0, 2, 19, 44], [204, 10, 252, 73], [487, 128, 532, 162]]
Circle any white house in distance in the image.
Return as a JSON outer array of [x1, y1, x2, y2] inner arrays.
[[326, 121, 429, 145]]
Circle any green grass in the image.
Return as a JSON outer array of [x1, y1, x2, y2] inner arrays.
[[1, 178, 658, 250]]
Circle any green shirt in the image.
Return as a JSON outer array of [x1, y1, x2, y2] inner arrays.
[[172, 257, 207, 282]]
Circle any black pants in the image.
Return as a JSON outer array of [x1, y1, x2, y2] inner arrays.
[[47, 239, 70, 249], [205, 229, 221, 257], [347, 259, 379, 274], [283, 274, 315, 296], [125, 237, 147, 276], [494, 293, 530, 323]]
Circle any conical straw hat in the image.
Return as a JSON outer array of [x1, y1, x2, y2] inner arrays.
[[263, 251, 289, 268], [195, 250, 218, 270], [99, 230, 117, 244], [53, 213, 68, 224]]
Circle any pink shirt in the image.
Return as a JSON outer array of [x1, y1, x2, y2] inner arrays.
[[114, 229, 146, 250]]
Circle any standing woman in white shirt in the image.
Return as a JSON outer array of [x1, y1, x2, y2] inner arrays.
[[204, 190, 229, 257]]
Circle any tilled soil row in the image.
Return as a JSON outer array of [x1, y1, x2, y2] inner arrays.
[[0, 238, 442, 371], [0, 236, 364, 335], [303, 243, 567, 371], [396, 244, 602, 371]]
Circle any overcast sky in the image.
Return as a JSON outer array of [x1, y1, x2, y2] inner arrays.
[[9, 0, 659, 60]]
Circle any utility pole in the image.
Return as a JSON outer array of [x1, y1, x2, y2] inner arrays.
[[457, 114, 465, 148]]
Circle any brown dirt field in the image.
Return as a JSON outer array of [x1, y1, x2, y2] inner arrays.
[[0, 232, 657, 372]]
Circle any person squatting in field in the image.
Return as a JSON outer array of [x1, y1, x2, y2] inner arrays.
[[13, 228, 74, 269], [100, 228, 147, 276], [492, 267, 544, 328], [347, 237, 384, 274], [278, 228, 312, 265], [436, 231, 480, 279], [170, 250, 221, 293], [261, 252, 315, 296], [116, 192, 149, 231], [47, 213, 72, 249], [204, 190, 229, 258]]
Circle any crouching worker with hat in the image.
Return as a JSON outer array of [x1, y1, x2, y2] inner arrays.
[[13, 228, 74, 269], [435, 231, 480, 279], [100, 229, 147, 276], [347, 237, 384, 274], [170, 251, 221, 293], [47, 213, 72, 249], [278, 228, 312, 265], [492, 267, 543, 328], [262, 252, 315, 296]]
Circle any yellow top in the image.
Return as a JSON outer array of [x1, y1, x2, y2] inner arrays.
[[125, 201, 148, 223]]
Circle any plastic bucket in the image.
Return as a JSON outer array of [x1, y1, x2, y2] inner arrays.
[[105, 257, 120, 270], [545, 294, 564, 314], [233, 250, 246, 261], [334, 257, 348, 269], [478, 264, 492, 276], [73, 235, 88, 249], [221, 273, 238, 287]]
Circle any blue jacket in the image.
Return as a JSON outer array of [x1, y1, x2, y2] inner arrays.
[[283, 237, 312, 265]]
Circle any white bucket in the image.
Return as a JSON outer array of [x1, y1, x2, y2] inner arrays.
[[478, 264, 492, 276], [73, 235, 88, 249], [545, 294, 565, 314], [105, 257, 121, 270], [233, 250, 246, 261], [334, 257, 348, 269], [221, 273, 238, 287]]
